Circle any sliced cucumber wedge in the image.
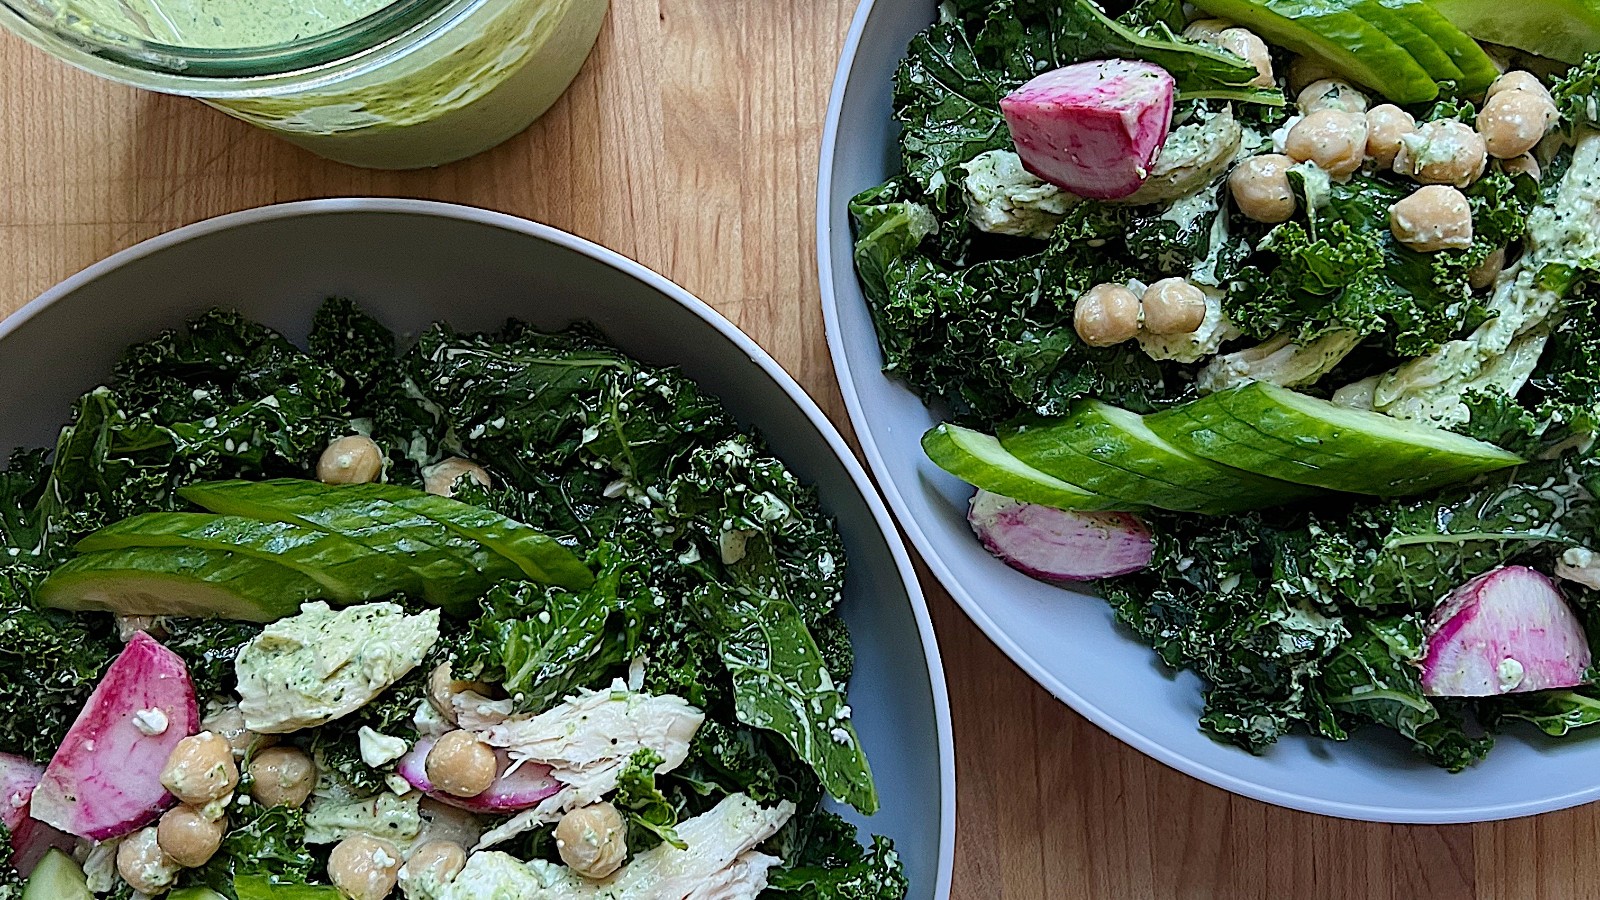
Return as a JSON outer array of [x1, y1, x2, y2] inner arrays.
[[38, 547, 320, 621], [921, 423, 1123, 511], [1154, 382, 1523, 495], [1355, 1, 1464, 86], [1390, 0, 1499, 91], [76, 513, 413, 603], [999, 401, 1319, 514], [23, 849, 90, 900]]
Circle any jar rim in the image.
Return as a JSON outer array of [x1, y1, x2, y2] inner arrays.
[[0, 0, 483, 93]]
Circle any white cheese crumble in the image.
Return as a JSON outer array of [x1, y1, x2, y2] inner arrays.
[[358, 727, 410, 768], [131, 707, 170, 737]]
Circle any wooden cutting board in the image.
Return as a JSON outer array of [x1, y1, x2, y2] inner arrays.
[[0, 3, 1592, 897]]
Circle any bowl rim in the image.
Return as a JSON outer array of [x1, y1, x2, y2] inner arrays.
[[814, 0, 1600, 825], [3, 196, 958, 889]]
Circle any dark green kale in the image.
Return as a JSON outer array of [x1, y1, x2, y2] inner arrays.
[[157, 618, 263, 702], [0, 823, 19, 899], [613, 747, 685, 851], [768, 813, 910, 900], [308, 644, 443, 796], [1483, 687, 1600, 736], [0, 573, 117, 761], [306, 297, 398, 401], [1551, 55, 1600, 129], [180, 803, 322, 897]]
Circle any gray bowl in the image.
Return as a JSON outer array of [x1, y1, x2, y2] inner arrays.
[[0, 198, 955, 895], [817, 0, 1600, 823]]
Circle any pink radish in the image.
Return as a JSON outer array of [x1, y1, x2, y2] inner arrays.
[[968, 490, 1153, 582], [0, 754, 73, 877], [397, 735, 562, 813], [31, 633, 199, 840], [1000, 59, 1175, 200], [1421, 566, 1592, 697]]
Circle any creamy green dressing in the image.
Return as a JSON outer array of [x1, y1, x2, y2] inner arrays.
[[55, 0, 391, 48]]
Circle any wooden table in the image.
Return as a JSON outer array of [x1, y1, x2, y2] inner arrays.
[[1, 4, 1594, 898]]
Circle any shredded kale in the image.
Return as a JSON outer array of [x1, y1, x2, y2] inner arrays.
[[613, 747, 685, 851], [180, 802, 322, 897]]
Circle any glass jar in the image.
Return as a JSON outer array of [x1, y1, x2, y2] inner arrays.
[[0, 0, 609, 169]]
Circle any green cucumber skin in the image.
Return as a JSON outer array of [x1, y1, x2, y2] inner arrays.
[[38, 547, 320, 621], [23, 849, 90, 900], [999, 419, 1245, 514], [1190, 0, 1439, 102], [920, 425, 1123, 511], [1360, 0, 1464, 84], [337, 485, 593, 591], [75, 513, 411, 603], [1391, 0, 1499, 91], [1428, 0, 1600, 64]]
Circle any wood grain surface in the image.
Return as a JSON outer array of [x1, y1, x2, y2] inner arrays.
[[1, 3, 1596, 898]]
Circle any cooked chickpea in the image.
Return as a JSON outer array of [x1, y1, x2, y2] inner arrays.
[[1284, 108, 1368, 177], [555, 802, 628, 880], [1477, 88, 1556, 159], [1486, 70, 1552, 104], [1469, 247, 1507, 290], [1072, 284, 1141, 348], [398, 840, 468, 891], [156, 804, 226, 868], [249, 746, 317, 809], [1503, 152, 1541, 181], [426, 730, 497, 798], [1229, 153, 1297, 223], [1286, 55, 1337, 95], [1214, 27, 1274, 88], [117, 826, 180, 894], [316, 435, 384, 485], [1390, 185, 1474, 252], [1140, 278, 1208, 335], [1297, 79, 1368, 114], [425, 663, 495, 725], [329, 835, 402, 900], [201, 705, 267, 760], [1364, 104, 1416, 168], [161, 732, 239, 804], [1393, 120, 1486, 187], [423, 457, 491, 498]]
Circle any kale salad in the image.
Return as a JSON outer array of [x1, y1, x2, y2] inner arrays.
[[0, 299, 906, 899], [850, 0, 1600, 769]]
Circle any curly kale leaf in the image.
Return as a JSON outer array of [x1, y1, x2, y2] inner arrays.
[[307, 297, 397, 401], [308, 644, 442, 796], [1318, 617, 1491, 771], [158, 618, 262, 701], [0, 823, 19, 899], [0, 574, 117, 761], [768, 812, 910, 900], [1552, 56, 1600, 129], [181, 803, 321, 897], [613, 747, 685, 851]]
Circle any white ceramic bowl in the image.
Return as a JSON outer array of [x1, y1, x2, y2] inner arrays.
[[0, 198, 955, 894], [817, 0, 1600, 824]]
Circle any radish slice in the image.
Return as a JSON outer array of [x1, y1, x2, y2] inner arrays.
[[397, 735, 561, 813], [1000, 59, 1175, 200], [0, 754, 73, 877], [1421, 566, 1592, 697], [968, 490, 1153, 582], [31, 633, 199, 840]]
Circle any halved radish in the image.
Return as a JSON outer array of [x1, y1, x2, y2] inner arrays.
[[31, 633, 199, 840], [0, 754, 73, 877], [1421, 566, 1592, 697], [1000, 59, 1175, 200], [968, 490, 1154, 582], [396, 735, 561, 813]]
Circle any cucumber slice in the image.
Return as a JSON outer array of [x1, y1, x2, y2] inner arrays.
[[1355, 1, 1463, 85], [1190, 0, 1438, 102], [921, 424, 1123, 511], [999, 402, 1319, 514], [1157, 383, 1523, 495], [233, 877, 341, 900], [170, 890, 229, 900], [1428, 0, 1600, 64], [23, 849, 90, 900], [180, 480, 506, 614], [1392, 0, 1499, 92], [76, 513, 413, 603], [37, 547, 322, 621], [338, 485, 593, 591]]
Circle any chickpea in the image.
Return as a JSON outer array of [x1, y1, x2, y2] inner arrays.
[[316, 435, 384, 485], [398, 840, 468, 891], [117, 826, 179, 894], [1297, 79, 1368, 114], [1390, 185, 1474, 252], [329, 835, 402, 900], [1364, 104, 1417, 168], [426, 663, 496, 725], [1072, 284, 1141, 348], [1503, 152, 1541, 181], [1229, 153, 1297, 223], [1286, 55, 1337, 95], [1486, 70, 1552, 105], [423, 457, 491, 498], [1393, 120, 1487, 187], [248, 746, 317, 809], [201, 705, 266, 760], [426, 730, 497, 798], [1140, 278, 1208, 335], [1214, 27, 1274, 88], [156, 804, 226, 868], [161, 732, 239, 804], [1284, 108, 1368, 177], [555, 802, 628, 880], [1469, 247, 1507, 290], [1477, 88, 1556, 159]]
